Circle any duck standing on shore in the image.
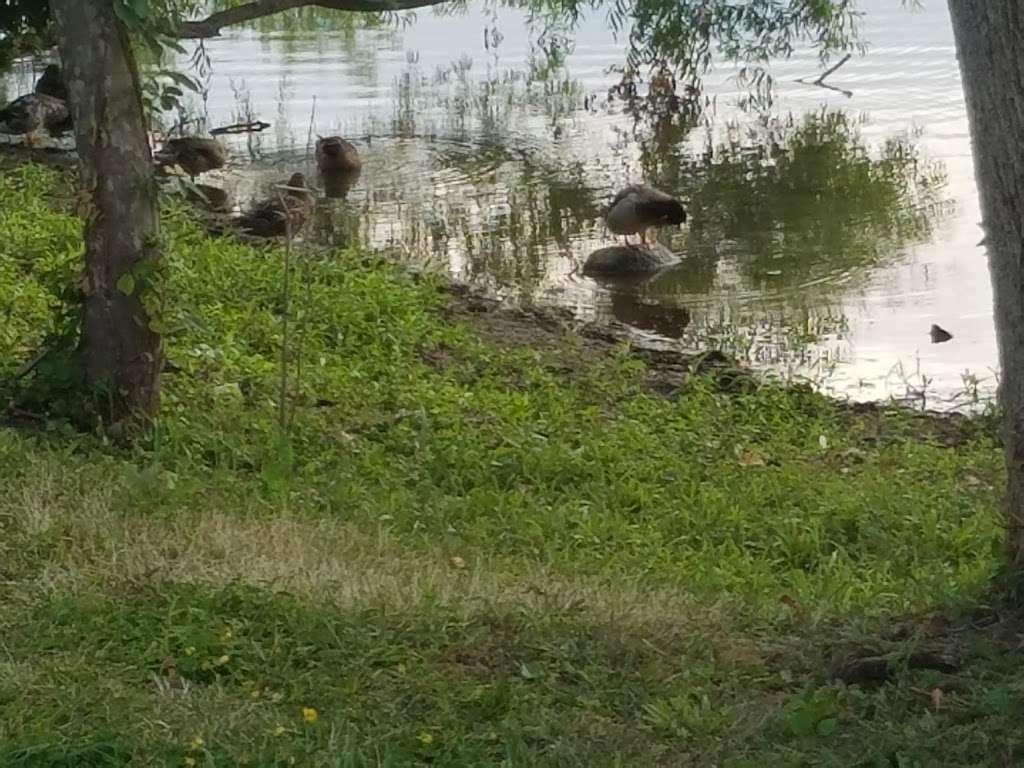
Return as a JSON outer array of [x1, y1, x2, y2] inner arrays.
[[154, 137, 228, 180], [604, 184, 687, 246], [237, 173, 316, 237]]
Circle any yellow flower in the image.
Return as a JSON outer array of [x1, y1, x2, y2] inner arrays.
[[272, 724, 286, 737], [184, 759, 196, 767], [184, 646, 196, 656], [301, 706, 318, 723], [215, 654, 230, 666], [221, 628, 233, 641], [418, 730, 434, 746], [189, 736, 204, 749]]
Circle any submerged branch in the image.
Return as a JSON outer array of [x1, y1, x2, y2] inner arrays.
[[797, 53, 854, 98], [175, 0, 450, 38]]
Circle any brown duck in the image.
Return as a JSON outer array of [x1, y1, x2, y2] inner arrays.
[[154, 137, 228, 180], [604, 184, 687, 246], [0, 63, 73, 143], [0, 92, 71, 143], [315, 136, 361, 173], [237, 173, 316, 237]]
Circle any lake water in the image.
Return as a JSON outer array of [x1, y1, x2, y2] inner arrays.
[[2, 1, 998, 409]]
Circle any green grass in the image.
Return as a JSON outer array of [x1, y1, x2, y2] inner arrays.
[[0, 163, 1019, 765]]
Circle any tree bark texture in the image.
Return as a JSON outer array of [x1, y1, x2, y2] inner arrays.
[[946, 1, 1024, 568], [49, 0, 162, 423]]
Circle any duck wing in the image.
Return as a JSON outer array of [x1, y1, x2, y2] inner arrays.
[[39, 95, 72, 135], [609, 185, 643, 209], [629, 184, 677, 204]]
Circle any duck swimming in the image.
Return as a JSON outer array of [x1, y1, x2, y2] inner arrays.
[[154, 137, 228, 180], [237, 173, 316, 238], [604, 184, 687, 246], [315, 135, 361, 173]]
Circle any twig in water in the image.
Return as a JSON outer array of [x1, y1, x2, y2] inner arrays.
[[796, 53, 853, 98]]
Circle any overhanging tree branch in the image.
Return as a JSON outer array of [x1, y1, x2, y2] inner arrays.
[[175, 0, 451, 38]]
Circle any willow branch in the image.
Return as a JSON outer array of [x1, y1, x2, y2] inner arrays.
[[175, 0, 450, 38]]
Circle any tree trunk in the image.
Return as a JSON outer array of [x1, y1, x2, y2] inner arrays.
[[49, 0, 162, 424], [945, 1, 1024, 573]]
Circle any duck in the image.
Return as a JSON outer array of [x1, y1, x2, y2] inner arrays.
[[35, 64, 68, 101], [154, 137, 228, 180], [0, 92, 72, 144], [236, 173, 316, 237], [321, 167, 361, 199], [603, 184, 687, 246], [315, 135, 361, 173]]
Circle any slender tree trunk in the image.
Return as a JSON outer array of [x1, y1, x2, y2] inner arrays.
[[946, 2, 1024, 573], [49, 0, 162, 424]]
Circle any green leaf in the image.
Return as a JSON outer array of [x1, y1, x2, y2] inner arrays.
[[112, 0, 142, 28], [815, 717, 837, 737], [116, 273, 136, 296], [162, 38, 189, 55], [160, 70, 201, 92], [787, 709, 814, 736]]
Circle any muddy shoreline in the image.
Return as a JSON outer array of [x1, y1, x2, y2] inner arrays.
[[437, 278, 996, 448]]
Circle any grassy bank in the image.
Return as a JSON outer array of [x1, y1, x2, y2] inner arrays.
[[0, 163, 1018, 765]]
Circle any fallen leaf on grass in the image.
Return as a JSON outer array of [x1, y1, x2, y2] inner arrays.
[[737, 450, 765, 467]]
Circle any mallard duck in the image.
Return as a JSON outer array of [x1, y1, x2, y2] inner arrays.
[[35, 64, 68, 101], [604, 184, 686, 246], [315, 136, 361, 173], [0, 92, 72, 144], [154, 137, 227, 180], [237, 173, 316, 237]]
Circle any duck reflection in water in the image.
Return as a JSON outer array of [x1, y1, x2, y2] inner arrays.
[[586, 256, 717, 340], [608, 290, 692, 338]]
